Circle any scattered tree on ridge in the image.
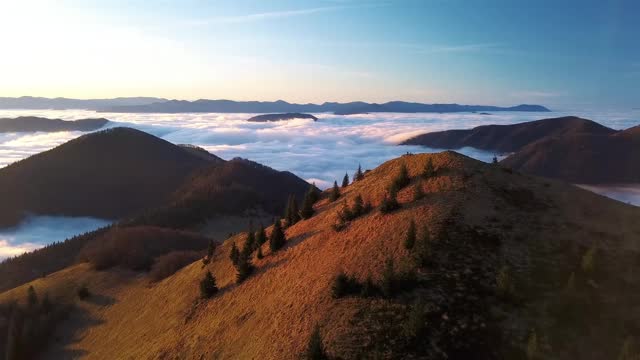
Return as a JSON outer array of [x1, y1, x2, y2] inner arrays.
[[422, 158, 436, 178], [269, 219, 286, 252], [390, 163, 411, 193], [380, 188, 400, 214], [413, 182, 425, 201], [404, 220, 416, 250], [285, 195, 301, 227], [354, 164, 365, 182], [230, 242, 240, 265], [235, 252, 254, 283], [256, 246, 263, 259], [200, 270, 218, 298], [329, 181, 341, 202], [300, 190, 316, 219], [306, 324, 329, 360], [27, 286, 38, 308], [255, 225, 267, 246], [342, 173, 350, 188]]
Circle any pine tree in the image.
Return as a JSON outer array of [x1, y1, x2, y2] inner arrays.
[[329, 181, 340, 202], [256, 225, 267, 246], [206, 239, 215, 261], [422, 158, 435, 178], [306, 325, 328, 360], [230, 242, 240, 265], [200, 271, 218, 298], [341, 173, 350, 188], [284, 195, 301, 226], [269, 219, 286, 252], [300, 189, 316, 219], [256, 246, 263, 259], [354, 164, 365, 181], [27, 286, 38, 308], [307, 183, 320, 204], [404, 220, 416, 250], [381, 258, 396, 298], [360, 275, 377, 298], [352, 194, 364, 216], [391, 163, 410, 192], [235, 253, 254, 283], [414, 224, 431, 267], [380, 188, 400, 214], [413, 182, 425, 201]]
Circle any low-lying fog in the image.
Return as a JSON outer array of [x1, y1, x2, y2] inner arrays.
[[0, 216, 111, 260], [0, 108, 638, 256]]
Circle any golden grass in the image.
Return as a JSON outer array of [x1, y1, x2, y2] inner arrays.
[[2, 151, 639, 359]]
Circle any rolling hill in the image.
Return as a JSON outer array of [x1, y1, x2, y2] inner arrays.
[[501, 125, 640, 183], [1, 152, 638, 359], [247, 113, 318, 122], [0, 127, 214, 228], [401, 116, 615, 152], [0, 116, 110, 133]]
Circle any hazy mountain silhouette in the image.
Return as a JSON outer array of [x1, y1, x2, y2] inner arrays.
[[0, 96, 166, 110], [402, 116, 614, 152], [101, 99, 550, 114], [0, 116, 109, 133], [247, 113, 318, 122]]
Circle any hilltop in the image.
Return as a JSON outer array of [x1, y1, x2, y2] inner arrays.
[[0, 116, 109, 133], [0, 127, 213, 228], [401, 116, 614, 152], [0, 96, 166, 110], [501, 124, 640, 183], [247, 113, 318, 122], [1, 152, 638, 359]]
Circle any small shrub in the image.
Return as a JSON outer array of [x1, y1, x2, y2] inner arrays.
[[380, 190, 400, 214], [306, 325, 329, 360], [331, 272, 361, 298], [200, 270, 218, 298], [422, 158, 436, 178], [329, 181, 340, 202], [404, 220, 416, 250], [77, 285, 90, 300], [150, 250, 202, 282], [413, 182, 425, 201], [496, 265, 515, 301]]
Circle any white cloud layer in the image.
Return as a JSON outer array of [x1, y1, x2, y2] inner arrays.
[[0, 216, 111, 260], [0, 109, 639, 255]]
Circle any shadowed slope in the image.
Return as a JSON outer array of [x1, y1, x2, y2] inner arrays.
[[0, 127, 211, 228]]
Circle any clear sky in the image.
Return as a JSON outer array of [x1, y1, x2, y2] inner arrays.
[[0, 0, 638, 109]]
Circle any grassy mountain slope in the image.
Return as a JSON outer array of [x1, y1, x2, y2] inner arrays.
[[2, 152, 639, 359]]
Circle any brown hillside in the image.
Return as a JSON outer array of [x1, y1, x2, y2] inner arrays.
[[2, 152, 639, 359], [501, 127, 640, 183]]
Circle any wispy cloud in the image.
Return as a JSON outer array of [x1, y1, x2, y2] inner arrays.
[[418, 43, 504, 54], [190, 3, 386, 26]]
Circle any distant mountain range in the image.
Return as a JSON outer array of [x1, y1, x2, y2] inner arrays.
[[403, 116, 640, 183], [101, 99, 550, 114], [0, 96, 166, 110], [0, 96, 550, 114], [0, 116, 109, 133]]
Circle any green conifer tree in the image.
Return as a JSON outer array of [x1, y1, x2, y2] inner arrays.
[[306, 325, 328, 360], [329, 181, 340, 202], [422, 158, 435, 178], [354, 164, 365, 181], [27, 286, 38, 308], [235, 253, 254, 283], [342, 173, 350, 188], [352, 194, 364, 217], [230, 242, 240, 265], [404, 219, 416, 250], [256, 225, 267, 246], [300, 189, 316, 219], [269, 219, 286, 252], [413, 182, 425, 201], [200, 271, 219, 298]]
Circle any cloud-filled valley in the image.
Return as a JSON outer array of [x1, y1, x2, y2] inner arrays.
[[0, 108, 638, 257]]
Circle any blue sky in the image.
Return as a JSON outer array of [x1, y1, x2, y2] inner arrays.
[[0, 0, 638, 109]]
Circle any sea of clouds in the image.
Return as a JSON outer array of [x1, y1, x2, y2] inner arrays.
[[0, 108, 638, 257]]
